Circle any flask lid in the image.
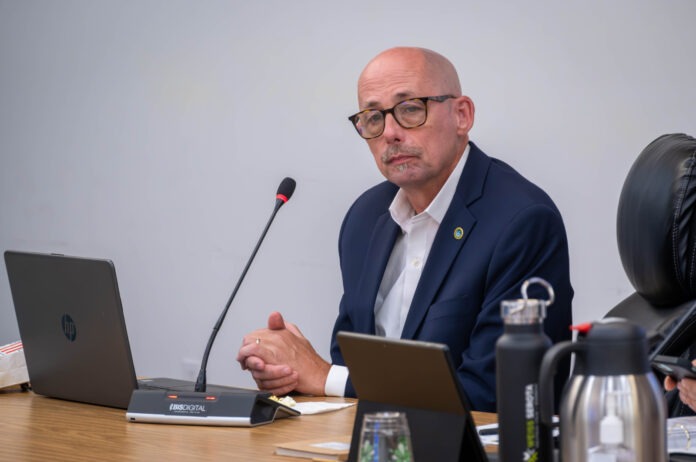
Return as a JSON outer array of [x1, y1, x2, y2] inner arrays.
[[501, 277, 555, 324], [581, 319, 652, 374]]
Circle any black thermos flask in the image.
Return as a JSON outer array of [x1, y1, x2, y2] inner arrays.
[[496, 277, 554, 462]]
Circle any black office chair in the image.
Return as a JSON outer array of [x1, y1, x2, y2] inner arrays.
[[606, 133, 696, 358]]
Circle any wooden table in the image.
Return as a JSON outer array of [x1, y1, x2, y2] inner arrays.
[[0, 388, 496, 461]]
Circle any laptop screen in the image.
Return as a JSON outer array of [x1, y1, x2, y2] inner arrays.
[[4, 250, 139, 408]]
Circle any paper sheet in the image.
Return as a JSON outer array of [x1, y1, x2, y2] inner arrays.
[[294, 401, 356, 415], [669, 416, 696, 454], [0, 341, 30, 389]]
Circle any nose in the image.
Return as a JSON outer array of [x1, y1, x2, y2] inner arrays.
[[381, 113, 404, 143]]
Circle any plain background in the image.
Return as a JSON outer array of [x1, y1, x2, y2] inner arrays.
[[1, 1, 695, 389]]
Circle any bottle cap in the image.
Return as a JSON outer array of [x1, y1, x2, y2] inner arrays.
[[501, 277, 554, 324]]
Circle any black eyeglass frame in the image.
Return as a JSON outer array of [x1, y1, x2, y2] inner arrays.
[[347, 95, 456, 139]]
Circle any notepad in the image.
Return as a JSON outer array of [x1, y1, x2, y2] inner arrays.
[[274, 436, 351, 460]]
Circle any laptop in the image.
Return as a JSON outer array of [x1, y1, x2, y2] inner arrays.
[[2, 250, 290, 414], [337, 331, 494, 461]]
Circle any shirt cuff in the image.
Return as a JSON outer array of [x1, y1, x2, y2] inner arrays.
[[324, 364, 348, 397]]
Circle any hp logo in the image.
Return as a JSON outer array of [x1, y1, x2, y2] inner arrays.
[[61, 314, 77, 342]]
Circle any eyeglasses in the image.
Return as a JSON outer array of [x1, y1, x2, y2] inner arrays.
[[347, 95, 455, 139]]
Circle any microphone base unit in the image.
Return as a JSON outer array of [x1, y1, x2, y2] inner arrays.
[[126, 389, 300, 427]]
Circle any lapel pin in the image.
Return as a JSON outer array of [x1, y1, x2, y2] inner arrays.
[[453, 227, 464, 240]]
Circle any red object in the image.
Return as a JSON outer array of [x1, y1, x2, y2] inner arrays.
[[570, 322, 593, 335]]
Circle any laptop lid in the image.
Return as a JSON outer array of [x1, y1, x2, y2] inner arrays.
[[337, 331, 491, 462], [4, 250, 139, 408], [3, 250, 302, 428]]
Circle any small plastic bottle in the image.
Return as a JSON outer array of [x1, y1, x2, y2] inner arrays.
[[587, 393, 635, 462]]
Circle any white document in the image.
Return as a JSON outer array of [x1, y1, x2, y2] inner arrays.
[[0, 341, 30, 389], [668, 416, 696, 454], [293, 401, 356, 415]]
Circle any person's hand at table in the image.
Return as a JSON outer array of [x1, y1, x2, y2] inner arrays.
[[237, 311, 331, 396], [664, 358, 696, 412]]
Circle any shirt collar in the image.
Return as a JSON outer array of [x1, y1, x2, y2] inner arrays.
[[389, 143, 470, 229]]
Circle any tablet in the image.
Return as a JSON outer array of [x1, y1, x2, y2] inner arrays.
[[337, 332, 469, 415], [337, 331, 470, 414], [337, 331, 493, 461]]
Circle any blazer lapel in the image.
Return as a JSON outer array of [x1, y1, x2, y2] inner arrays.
[[400, 195, 476, 339], [400, 143, 490, 339], [353, 212, 400, 334]]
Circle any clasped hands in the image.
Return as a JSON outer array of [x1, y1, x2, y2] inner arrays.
[[236, 311, 331, 396]]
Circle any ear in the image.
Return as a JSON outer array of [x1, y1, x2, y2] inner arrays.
[[454, 95, 475, 136]]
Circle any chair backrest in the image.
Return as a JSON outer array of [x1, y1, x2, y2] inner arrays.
[[607, 133, 696, 354]]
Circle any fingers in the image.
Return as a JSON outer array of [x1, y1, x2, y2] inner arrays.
[[251, 363, 294, 381], [251, 364, 298, 395], [244, 355, 266, 371], [236, 334, 269, 369], [256, 381, 298, 397], [237, 326, 278, 366], [237, 353, 262, 371], [678, 379, 696, 400], [237, 313, 330, 396], [236, 342, 266, 365], [285, 321, 304, 338], [267, 311, 286, 330], [240, 350, 299, 395], [266, 312, 305, 338], [679, 390, 696, 412], [665, 375, 677, 391], [236, 331, 291, 369], [677, 378, 696, 412]]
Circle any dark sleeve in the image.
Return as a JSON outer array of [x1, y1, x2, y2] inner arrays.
[[327, 295, 357, 397], [456, 203, 573, 412], [329, 202, 358, 398]]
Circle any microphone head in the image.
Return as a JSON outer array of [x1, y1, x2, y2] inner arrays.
[[276, 177, 296, 204]]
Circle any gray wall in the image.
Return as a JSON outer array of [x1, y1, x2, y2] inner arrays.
[[1, 0, 695, 389]]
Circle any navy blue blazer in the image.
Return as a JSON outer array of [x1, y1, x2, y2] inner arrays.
[[329, 142, 573, 412]]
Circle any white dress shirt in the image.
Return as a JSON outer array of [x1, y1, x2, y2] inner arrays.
[[324, 145, 470, 396]]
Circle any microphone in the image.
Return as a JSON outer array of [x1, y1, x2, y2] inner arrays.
[[194, 177, 296, 392], [126, 178, 301, 426]]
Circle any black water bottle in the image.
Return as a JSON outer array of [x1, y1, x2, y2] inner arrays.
[[496, 277, 554, 462]]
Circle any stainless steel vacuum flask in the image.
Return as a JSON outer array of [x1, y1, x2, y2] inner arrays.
[[539, 319, 667, 462]]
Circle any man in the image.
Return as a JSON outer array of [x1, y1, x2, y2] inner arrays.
[[236, 47, 573, 412]]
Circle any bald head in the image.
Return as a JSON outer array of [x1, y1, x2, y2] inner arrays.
[[357, 47, 462, 107]]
